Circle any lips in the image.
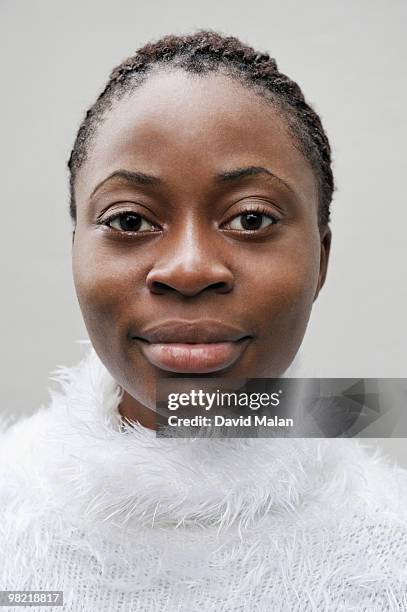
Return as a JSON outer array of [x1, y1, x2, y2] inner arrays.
[[131, 320, 253, 373]]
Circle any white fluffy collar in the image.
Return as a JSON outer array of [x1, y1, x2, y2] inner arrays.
[[2, 346, 387, 535]]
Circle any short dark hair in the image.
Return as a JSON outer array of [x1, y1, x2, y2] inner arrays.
[[68, 30, 334, 225]]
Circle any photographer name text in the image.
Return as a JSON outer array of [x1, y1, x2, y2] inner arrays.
[[167, 414, 293, 428]]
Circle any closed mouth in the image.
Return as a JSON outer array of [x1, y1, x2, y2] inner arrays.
[[131, 320, 253, 373]]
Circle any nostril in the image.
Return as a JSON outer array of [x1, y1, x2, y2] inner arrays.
[[212, 281, 231, 294], [146, 265, 235, 296], [150, 281, 177, 295], [149, 279, 232, 296]]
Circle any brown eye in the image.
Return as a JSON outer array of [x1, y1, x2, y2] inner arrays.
[[108, 213, 156, 232], [227, 211, 278, 231]]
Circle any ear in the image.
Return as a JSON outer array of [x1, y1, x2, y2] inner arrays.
[[313, 225, 332, 302]]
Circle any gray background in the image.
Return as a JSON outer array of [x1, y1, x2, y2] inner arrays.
[[1, 0, 406, 462]]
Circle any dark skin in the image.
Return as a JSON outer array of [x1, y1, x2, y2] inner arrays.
[[72, 69, 331, 430]]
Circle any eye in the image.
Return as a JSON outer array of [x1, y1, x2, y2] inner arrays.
[[107, 212, 157, 232], [225, 209, 279, 232]]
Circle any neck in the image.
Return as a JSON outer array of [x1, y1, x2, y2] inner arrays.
[[118, 390, 164, 431]]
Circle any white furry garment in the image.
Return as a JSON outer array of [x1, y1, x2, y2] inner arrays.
[[1, 348, 407, 611]]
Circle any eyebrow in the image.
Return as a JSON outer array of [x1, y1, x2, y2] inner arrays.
[[216, 166, 295, 194], [90, 170, 161, 198], [90, 165, 295, 198]]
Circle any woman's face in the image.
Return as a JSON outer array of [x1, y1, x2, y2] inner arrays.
[[72, 69, 331, 411]]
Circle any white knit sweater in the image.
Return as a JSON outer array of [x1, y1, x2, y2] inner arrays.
[[1, 348, 407, 612]]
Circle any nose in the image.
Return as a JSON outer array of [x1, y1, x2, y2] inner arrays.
[[146, 223, 234, 297]]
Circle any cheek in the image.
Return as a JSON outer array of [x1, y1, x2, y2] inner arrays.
[[238, 241, 320, 325], [72, 232, 139, 338], [72, 232, 158, 409], [236, 238, 321, 375], [265, 257, 317, 312]]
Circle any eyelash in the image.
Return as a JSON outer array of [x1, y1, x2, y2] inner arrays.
[[100, 204, 280, 234], [223, 205, 280, 232], [100, 210, 159, 234]]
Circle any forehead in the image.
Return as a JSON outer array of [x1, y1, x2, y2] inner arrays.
[[75, 69, 318, 206]]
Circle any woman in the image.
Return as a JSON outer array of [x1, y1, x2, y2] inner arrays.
[[1, 31, 406, 611]]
